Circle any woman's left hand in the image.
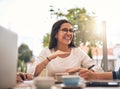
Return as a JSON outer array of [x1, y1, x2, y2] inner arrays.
[[65, 67, 86, 75], [49, 50, 70, 60]]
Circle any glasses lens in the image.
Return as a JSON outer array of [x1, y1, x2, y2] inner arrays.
[[61, 28, 74, 33]]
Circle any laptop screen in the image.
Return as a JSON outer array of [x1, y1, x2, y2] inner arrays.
[[0, 26, 18, 88]]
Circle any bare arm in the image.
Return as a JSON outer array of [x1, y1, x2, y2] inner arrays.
[[95, 72, 113, 80], [34, 58, 50, 77], [34, 50, 70, 77], [79, 69, 113, 80], [65, 67, 113, 80]]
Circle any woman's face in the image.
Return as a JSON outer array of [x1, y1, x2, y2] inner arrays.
[[55, 23, 74, 46]]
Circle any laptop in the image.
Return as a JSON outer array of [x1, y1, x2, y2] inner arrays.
[[86, 80, 120, 87], [0, 26, 18, 89]]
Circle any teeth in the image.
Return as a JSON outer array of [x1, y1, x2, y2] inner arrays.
[[64, 37, 71, 44], [65, 37, 71, 40]]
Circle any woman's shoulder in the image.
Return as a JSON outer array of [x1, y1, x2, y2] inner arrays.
[[72, 47, 83, 51], [41, 47, 49, 51], [39, 47, 51, 59], [39, 47, 50, 54], [40, 47, 54, 54], [72, 47, 87, 54]]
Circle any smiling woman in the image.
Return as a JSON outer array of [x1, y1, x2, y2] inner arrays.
[[26, 19, 104, 78]]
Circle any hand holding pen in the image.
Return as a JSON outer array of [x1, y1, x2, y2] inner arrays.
[[88, 65, 95, 70], [66, 65, 95, 74], [79, 65, 95, 80]]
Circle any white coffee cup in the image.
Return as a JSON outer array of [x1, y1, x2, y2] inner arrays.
[[55, 73, 69, 82], [33, 77, 55, 89]]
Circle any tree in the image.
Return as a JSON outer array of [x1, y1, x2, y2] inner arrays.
[[49, 6, 102, 47], [43, 33, 50, 47], [18, 43, 33, 63]]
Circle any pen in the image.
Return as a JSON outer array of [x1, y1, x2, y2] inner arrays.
[[88, 65, 95, 70]]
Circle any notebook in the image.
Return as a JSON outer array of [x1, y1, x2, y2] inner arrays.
[[0, 26, 18, 89]]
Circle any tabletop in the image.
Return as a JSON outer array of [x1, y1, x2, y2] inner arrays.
[[14, 80, 120, 89]]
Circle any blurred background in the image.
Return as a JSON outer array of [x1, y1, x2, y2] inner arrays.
[[0, 0, 120, 73]]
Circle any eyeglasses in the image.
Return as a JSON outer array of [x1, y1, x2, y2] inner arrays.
[[60, 28, 75, 33]]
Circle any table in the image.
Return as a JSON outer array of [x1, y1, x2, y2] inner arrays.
[[14, 80, 120, 89]]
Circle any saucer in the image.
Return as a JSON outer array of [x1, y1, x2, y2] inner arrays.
[[60, 83, 84, 89]]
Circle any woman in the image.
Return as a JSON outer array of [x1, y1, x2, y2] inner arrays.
[[29, 19, 103, 77]]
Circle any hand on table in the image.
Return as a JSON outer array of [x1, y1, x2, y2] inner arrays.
[[65, 67, 95, 80], [78, 69, 97, 81], [17, 72, 33, 83]]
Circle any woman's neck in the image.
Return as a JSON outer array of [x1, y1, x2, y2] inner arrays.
[[55, 46, 71, 52], [54, 46, 71, 58]]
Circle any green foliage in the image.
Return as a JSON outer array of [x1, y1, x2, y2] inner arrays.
[[18, 43, 33, 63], [87, 47, 93, 59], [17, 60, 27, 73], [49, 6, 102, 47], [43, 33, 50, 47]]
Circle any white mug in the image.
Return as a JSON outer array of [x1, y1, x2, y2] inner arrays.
[[55, 73, 69, 82]]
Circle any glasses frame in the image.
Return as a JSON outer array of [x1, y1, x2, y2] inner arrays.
[[59, 28, 75, 33]]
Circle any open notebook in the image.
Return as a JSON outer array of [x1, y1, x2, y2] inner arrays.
[[0, 26, 18, 88]]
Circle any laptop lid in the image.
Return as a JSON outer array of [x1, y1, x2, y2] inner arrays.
[[0, 26, 18, 88]]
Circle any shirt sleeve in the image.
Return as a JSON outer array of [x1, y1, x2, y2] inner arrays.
[[112, 69, 120, 79], [78, 47, 104, 72]]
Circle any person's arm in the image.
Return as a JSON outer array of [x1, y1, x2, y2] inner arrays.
[[34, 50, 70, 77], [112, 69, 120, 80], [79, 69, 113, 80], [94, 72, 113, 80], [34, 57, 51, 77]]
